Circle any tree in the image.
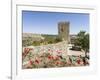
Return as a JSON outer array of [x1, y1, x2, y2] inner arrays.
[[74, 31, 89, 57], [54, 37, 62, 43]]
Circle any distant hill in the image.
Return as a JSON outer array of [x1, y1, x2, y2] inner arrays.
[[22, 33, 77, 42], [22, 33, 45, 41], [22, 33, 77, 46], [23, 33, 77, 38]]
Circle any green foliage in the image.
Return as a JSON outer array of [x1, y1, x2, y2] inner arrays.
[[22, 37, 33, 47], [54, 37, 62, 43], [44, 36, 55, 44], [74, 31, 89, 53], [42, 34, 62, 44], [22, 34, 62, 47], [32, 41, 41, 46]]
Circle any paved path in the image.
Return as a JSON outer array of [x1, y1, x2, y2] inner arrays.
[[67, 47, 85, 56]]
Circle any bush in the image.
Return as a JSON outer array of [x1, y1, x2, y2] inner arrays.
[[32, 41, 41, 46], [54, 37, 62, 43]]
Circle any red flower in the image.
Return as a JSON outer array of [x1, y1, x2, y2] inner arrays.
[[48, 55, 54, 60], [60, 62, 63, 65], [29, 60, 33, 65], [51, 56, 54, 59], [24, 48, 33, 54], [35, 59, 39, 64], [24, 48, 30, 54], [77, 59, 81, 64], [48, 56, 52, 59], [22, 48, 31, 59]]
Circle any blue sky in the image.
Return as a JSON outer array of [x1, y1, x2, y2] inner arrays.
[[22, 11, 89, 35]]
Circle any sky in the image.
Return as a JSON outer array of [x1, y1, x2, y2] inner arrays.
[[22, 10, 89, 35]]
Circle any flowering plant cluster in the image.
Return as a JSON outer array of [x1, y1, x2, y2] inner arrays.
[[22, 48, 89, 69]]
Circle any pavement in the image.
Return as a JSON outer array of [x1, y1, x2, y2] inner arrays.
[[67, 47, 85, 56]]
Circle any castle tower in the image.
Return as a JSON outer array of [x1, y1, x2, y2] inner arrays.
[[58, 21, 70, 42]]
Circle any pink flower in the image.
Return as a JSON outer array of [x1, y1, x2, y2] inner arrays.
[[48, 49, 50, 51], [56, 50, 62, 54], [55, 61, 60, 65], [54, 56, 59, 60]]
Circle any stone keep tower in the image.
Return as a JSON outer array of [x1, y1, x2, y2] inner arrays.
[[58, 21, 70, 41]]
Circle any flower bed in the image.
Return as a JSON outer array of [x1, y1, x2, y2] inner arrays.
[[22, 47, 89, 69]]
